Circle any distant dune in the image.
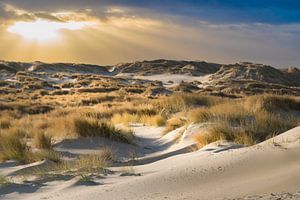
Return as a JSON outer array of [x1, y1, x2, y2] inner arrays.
[[1, 59, 300, 96]]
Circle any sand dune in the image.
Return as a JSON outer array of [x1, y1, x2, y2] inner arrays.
[[1, 125, 299, 200]]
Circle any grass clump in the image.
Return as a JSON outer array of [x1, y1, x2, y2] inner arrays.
[[247, 111, 297, 141], [140, 115, 166, 126], [73, 117, 134, 143], [112, 113, 166, 127], [32, 150, 61, 163], [111, 113, 138, 126], [33, 132, 52, 149], [75, 154, 107, 173], [0, 132, 28, 163], [163, 117, 187, 134], [190, 95, 300, 148], [194, 123, 253, 148], [0, 118, 11, 129], [0, 127, 61, 163], [98, 147, 114, 161], [22, 149, 111, 177], [0, 176, 10, 186], [154, 93, 220, 115], [245, 95, 300, 112]]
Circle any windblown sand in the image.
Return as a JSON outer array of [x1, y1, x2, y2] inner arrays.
[[1, 126, 299, 200]]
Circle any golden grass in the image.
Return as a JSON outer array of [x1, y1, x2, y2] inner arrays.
[[163, 117, 187, 135], [111, 113, 138, 126], [112, 113, 166, 127], [191, 95, 300, 147], [0, 129, 60, 163], [194, 123, 253, 148], [245, 94, 300, 112], [29, 150, 61, 163], [154, 93, 221, 115], [140, 115, 166, 126], [33, 132, 52, 149], [0, 118, 11, 129], [21, 149, 112, 177], [73, 117, 134, 143], [0, 132, 28, 162], [1, 93, 299, 154]]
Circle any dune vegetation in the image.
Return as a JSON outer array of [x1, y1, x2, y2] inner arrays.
[[0, 92, 299, 165], [190, 95, 300, 147]]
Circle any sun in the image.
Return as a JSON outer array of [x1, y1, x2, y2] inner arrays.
[[8, 19, 91, 41]]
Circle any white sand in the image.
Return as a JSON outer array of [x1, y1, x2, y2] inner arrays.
[[1, 126, 300, 200], [117, 73, 210, 87]]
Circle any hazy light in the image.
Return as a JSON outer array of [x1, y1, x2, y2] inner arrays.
[[8, 19, 91, 41]]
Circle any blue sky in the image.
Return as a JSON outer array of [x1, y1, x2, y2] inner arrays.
[[0, 0, 300, 67], [3, 0, 300, 24], [114, 0, 300, 24]]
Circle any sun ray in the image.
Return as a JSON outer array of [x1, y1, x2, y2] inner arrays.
[[7, 19, 92, 42]]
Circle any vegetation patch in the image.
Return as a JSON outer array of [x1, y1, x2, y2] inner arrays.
[[73, 117, 134, 143]]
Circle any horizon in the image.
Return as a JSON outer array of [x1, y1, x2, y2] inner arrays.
[[1, 58, 299, 69], [1, 1, 300, 66]]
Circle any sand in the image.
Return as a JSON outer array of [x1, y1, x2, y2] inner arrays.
[[117, 73, 210, 87], [0, 125, 299, 200]]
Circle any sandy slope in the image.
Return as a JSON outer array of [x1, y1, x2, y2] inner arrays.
[[1, 126, 300, 200], [117, 73, 210, 87]]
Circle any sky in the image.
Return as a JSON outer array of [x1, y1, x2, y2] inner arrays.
[[0, 0, 300, 67]]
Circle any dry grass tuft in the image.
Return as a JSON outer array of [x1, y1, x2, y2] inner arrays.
[[73, 117, 134, 143], [191, 95, 300, 148], [154, 93, 221, 115], [163, 117, 187, 134], [0, 132, 28, 162], [98, 147, 114, 161], [245, 95, 300, 112], [75, 154, 107, 173], [33, 132, 52, 149], [0, 118, 11, 129], [140, 115, 166, 126], [0, 176, 10, 186], [194, 123, 253, 148], [112, 113, 166, 127], [22, 149, 111, 176], [31, 150, 61, 163]]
